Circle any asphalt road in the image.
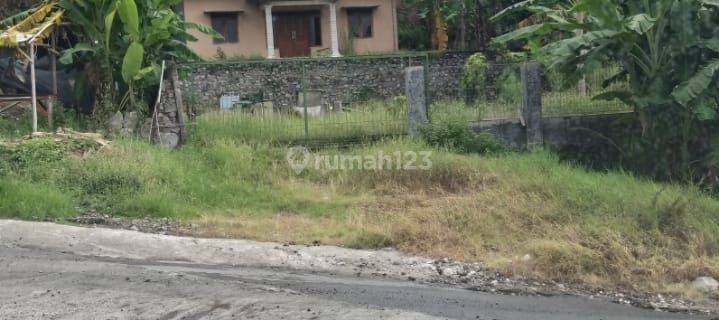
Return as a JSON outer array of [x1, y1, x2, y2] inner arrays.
[[0, 244, 710, 320]]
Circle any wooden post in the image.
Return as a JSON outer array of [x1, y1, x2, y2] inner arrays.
[[30, 43, 38, 133]]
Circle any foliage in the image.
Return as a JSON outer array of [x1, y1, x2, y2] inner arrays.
[[1, 136, 719, 294], [194, 100, 408, 145], [398, 22, 431, 51], [0, 179, 76, 220], [497, 65, 522, 104], [57, 0, 220, 115], [420, 115, 504, 154], [400, 0, 528, 50], [493, 0, 719, 181], [462, 53, 489, 104], [0, 137, 96, 175]]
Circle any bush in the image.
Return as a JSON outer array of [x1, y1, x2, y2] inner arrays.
[[5, 138, 67, 169], [462, 53, 489, 104], [420, 119, 504, 154], [497, 66, 522, 104]]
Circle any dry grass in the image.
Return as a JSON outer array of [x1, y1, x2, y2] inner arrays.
[[3, 134, 719, 299], [185, 145, 719, 297]]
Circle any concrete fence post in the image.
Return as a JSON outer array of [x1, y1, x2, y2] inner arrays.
[[406, 66, 428, 138], [521, 62, 543, 150]]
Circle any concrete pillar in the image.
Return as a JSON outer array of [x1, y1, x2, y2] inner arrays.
[[329, 2, 341, 57], [264, 5, 275, 59], [406, 66, 427, 138], [521, 62, 543, 150]]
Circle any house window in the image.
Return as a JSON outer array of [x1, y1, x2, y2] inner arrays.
[[347, 8, 373, 38], [210, 12, 239, 44], [309, 15, 322, 46]]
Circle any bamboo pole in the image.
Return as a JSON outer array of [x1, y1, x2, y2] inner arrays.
[[49, 35, 58, 131], [30, 43, 38, 133]]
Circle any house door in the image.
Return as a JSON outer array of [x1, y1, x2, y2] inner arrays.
[[274, 13, 312, 57]]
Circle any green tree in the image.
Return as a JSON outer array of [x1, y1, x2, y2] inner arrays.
[[494, 0, 719, 181], [401, 0, 524, 51], [58, 0, 219, 115]]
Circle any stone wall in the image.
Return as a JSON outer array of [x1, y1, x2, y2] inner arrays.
[[153, 64, 186, 149], [427, 52, 472, 101], [178, 52, 472, 109], [470, 112, 638, 152]]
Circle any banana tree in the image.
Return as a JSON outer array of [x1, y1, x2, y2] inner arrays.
[[493, 0, 719, 179], [58, 0, 219, 114]]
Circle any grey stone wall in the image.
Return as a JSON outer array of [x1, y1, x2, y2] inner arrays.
[[427, 52, 472, 101], [178, 52, 472, 110]]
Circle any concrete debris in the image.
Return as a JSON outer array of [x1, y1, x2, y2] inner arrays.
[[692, 277, 719, 294]]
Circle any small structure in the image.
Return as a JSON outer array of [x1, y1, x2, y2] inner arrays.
[[0, 1, 63, 132]]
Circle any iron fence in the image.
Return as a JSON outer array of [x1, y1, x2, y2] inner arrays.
[[191, 55, 424, 147], [425, 61, 633, 126], [189, 54, 633, 147]]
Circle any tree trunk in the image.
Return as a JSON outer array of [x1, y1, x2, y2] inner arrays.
[[458, 3, 467, 50], [474, 0, 490, 50]]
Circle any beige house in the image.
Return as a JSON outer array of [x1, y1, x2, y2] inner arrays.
[[183, 0, 399, 59]]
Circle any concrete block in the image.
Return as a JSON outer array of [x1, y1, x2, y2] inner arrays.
[[406, 66, 427, 138]]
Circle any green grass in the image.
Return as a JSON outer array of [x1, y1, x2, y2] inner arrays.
[[1, 109, 718, 297], [5, 136, 717, 290], [1, 138, 359, 219], [0, 106, 90, 139], [0, 179, 75, 219], [428, 92, 632, 123], [195, 99, 408, 145], [193, 96, 630, 148]]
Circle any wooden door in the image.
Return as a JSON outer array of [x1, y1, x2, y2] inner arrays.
[[274, 13, 311, 57]]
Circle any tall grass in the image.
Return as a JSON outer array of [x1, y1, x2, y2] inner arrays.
[[451, 63, 633, 121], [1, 134, 719, 293], [195, 100, 408, 145]]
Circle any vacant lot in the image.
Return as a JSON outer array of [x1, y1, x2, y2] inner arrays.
[[1, 126, 718, 300]]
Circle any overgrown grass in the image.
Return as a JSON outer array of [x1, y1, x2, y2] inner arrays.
[[0, 121, 718, 297], [195, 99, 408, 145], [430, 93, 632, 123], [0, 106, 90, 139]]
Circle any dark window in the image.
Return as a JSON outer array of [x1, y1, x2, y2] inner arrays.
[[309, 15, 322, 46], [210, 13, 238, 44], [347, 8, 373, 38]]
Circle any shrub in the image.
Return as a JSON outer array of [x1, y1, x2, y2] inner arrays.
[[462, 53, 489, 104], [497, 66, 522, 104], [5, 138, 67, 169], [420, 119, 504, 154]]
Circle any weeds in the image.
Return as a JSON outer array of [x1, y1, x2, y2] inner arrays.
[[420, 116, 504, 154], [0, 124, 718, 296]]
